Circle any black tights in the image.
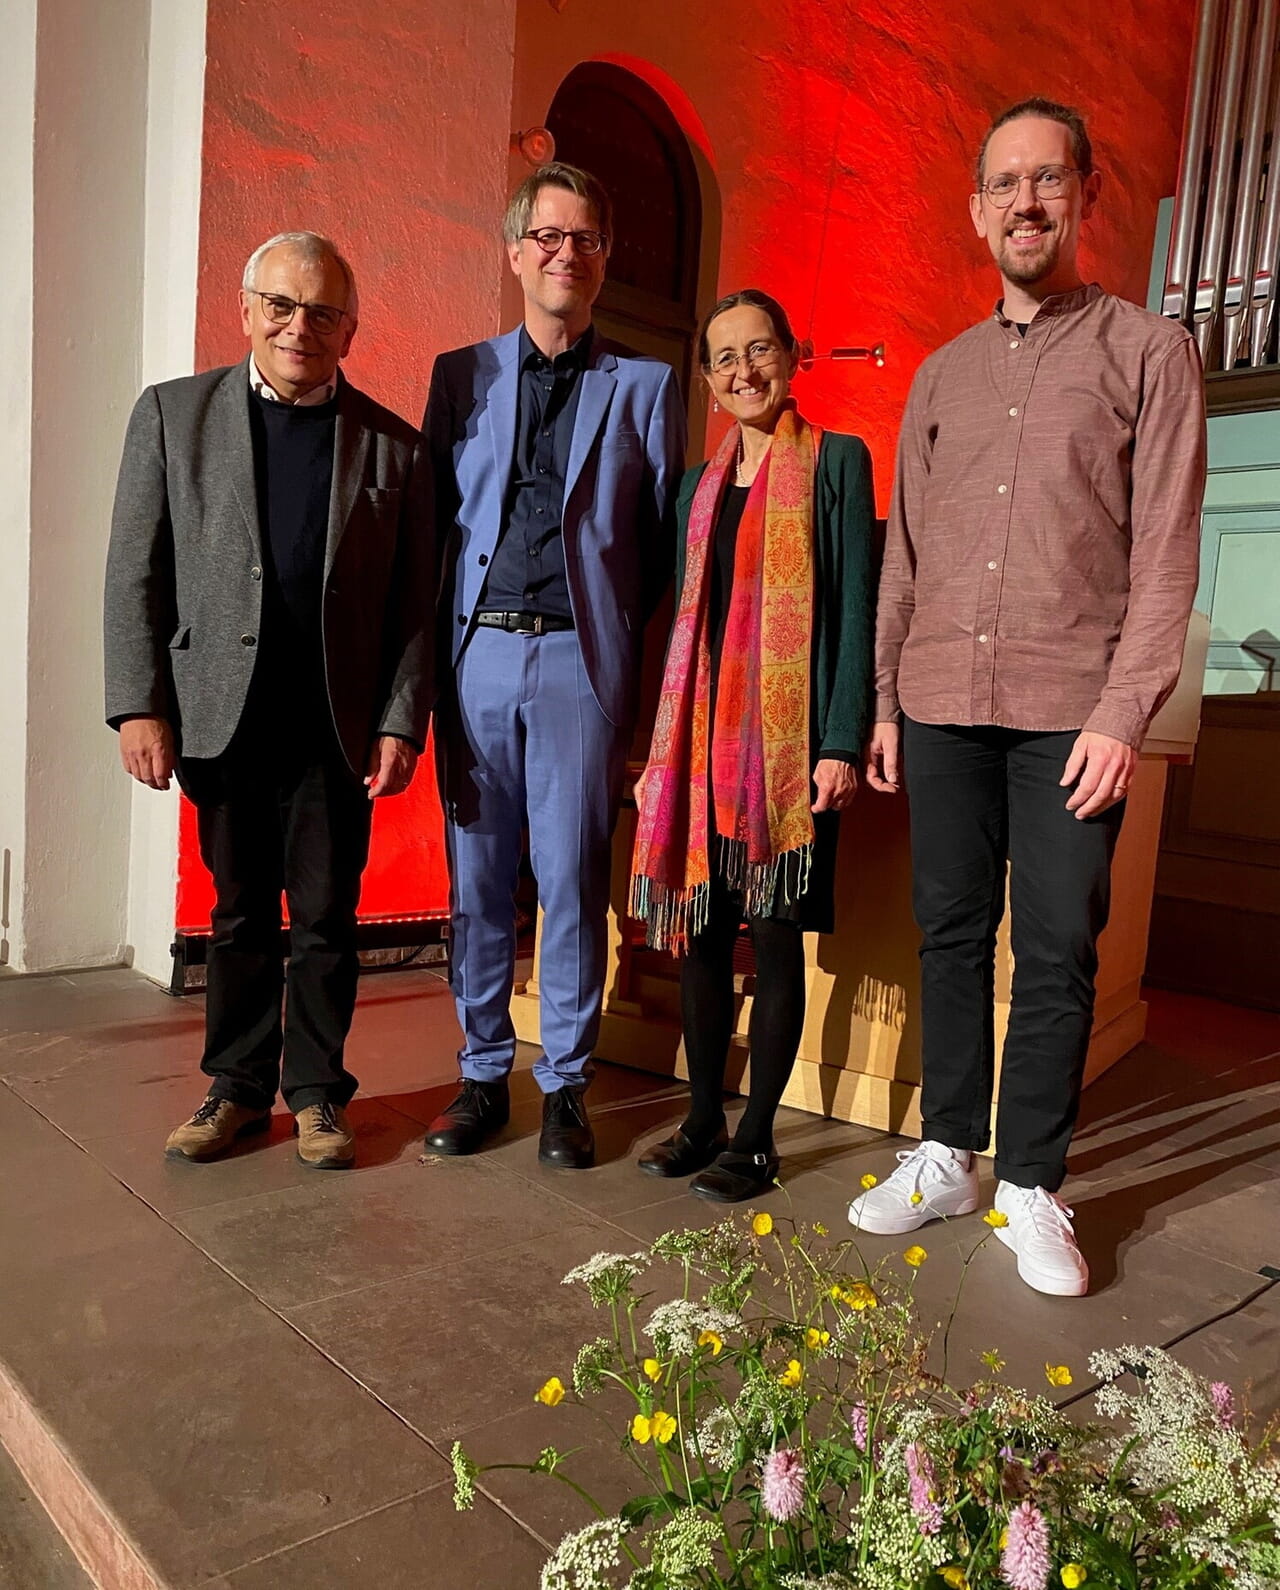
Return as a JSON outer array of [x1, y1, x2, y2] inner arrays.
[[679, 885, 807, 1156]]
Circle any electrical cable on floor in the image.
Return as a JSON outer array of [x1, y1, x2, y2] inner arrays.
[[1055, 1267, 1280, 1411]]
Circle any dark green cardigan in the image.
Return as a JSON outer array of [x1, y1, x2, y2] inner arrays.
[[672, 430, 876, 760]]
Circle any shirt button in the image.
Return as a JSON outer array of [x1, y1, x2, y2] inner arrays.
[[997, 484, 1008, 494], [978, 634, 989, 644], [542, 430, 551, 439], [987, 561, 998, 570], [1008, 407, 1018, 417], [250, 565, 262, 581], [1010, 340, 1020, 349], [538, 467, 548, 475], [535, 507, 544, 515], [240, 633, 256, 647]]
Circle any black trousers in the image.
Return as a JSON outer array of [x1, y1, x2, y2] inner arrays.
[[178, 709, 373, 1114], [903, 719, 1125, 1191]]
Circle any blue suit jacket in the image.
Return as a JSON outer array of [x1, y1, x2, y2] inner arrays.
[[424, 326, 686, 727]]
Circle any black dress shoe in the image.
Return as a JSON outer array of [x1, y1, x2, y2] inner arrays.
[[424, 1078, 510, 1156], [637, 1123, 729, 1178], [689, 1149, 781, 1204], [539, 1086, 595, 1169]]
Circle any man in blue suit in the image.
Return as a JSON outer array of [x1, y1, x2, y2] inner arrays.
[[423, 162, 686, 1167]]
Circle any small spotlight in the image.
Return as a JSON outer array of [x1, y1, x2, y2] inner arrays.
[[799, 341, 887, 370], [510, 127, 556, 166]]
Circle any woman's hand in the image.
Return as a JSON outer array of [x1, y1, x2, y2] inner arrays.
[[811, 758, 858, 812]]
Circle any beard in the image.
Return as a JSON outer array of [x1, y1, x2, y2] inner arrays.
[[997, 224, 1060, 284]]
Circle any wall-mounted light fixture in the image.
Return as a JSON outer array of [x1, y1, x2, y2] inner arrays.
[[800, 342, 887, 370], [511, 127, 556, 167]]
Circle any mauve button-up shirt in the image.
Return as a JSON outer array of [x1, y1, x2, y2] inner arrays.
[[875, 284, 1207, 749]]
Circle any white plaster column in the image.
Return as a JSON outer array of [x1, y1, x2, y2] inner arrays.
[[0, 0, 205, 977]]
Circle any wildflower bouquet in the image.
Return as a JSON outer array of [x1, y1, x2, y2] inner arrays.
[[450, 1212, 1280, 1589]]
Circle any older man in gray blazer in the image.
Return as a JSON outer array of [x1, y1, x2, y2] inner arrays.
[[104, 230, 433, 1170]]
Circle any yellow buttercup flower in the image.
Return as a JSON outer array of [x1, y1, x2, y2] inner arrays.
[[842, 1281, 879, 1310], [651, 1410, 678, 1445], [1045, 1363, 1073, 1388], [697, 1330, 723, 1356], [805, 1327, 831, 1350], [778, 1359, 803, 1388], [909, 1191, 924, 1205], [903, 1245, 928, 1268], [1061, 1566, 1088, 1588], [983, 1208, 1009, 1228], [535, 1377, 566, 1407], [999, 1527, 1009, 1549], [941, 1569, 970, 1589], [860, 1172, 878, 1190], [642, 1358, 662, 1383], [752, 1212, 774, 1237], [631, 1413, 653, 1444]]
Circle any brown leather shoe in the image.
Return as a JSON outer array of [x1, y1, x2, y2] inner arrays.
[[293, 1102, 355, 1169], [165, 1095, 271, 1162]]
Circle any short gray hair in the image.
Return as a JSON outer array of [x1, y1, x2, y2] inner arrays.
[[502, 163, 612, 248], [241, 231, 359, 319]]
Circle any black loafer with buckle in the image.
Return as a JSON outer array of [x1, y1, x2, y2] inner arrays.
[[689, 1149, 781, 1204]]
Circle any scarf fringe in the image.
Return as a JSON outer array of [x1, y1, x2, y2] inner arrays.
[[631, 838, 814, 954]]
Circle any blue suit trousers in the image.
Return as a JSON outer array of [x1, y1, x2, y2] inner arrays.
[[437, 626, 628, 1091]]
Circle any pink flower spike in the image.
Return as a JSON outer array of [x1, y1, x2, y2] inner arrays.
[[1210, 1381, 1235, 1429], [760, 1446, 806, 1523], [1001, 1499, 1050, 1590], [905, 1442, 943, 1536], [849, 1401, 869, 1454]]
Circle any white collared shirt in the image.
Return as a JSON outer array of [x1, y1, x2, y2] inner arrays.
[[249, 360, 338, 407]]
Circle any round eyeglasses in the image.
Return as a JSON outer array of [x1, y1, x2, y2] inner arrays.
[[521, 227, 609, 257], [252, 292, 350, 335], [706, 342, 783, 378], [979, 165, 1082, 208]]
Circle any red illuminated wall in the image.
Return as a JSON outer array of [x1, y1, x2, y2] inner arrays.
[[183, 0, 518, 931], [190, 0, 1195, 931]]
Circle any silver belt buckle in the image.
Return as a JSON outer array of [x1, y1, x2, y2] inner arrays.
[[515, 613, 543, 636]]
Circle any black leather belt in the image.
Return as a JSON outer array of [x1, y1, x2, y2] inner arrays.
[[474, 610, 574, 635]]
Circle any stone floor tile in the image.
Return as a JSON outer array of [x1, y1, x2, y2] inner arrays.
[[1168, 1282, 1280, 1428], [209, 1483, 545, 1589], [0, 1094, 444, 1585], [285, 1220, 656, 1443], [174, 1152, 600, 1309]]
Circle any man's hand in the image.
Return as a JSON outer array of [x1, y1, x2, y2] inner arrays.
[[812, 758, 858, 813], [1061, 731, 1137, 819], [364, 736, 419, 799], [119, 716, 175, 790], [864, 721, 902, 794]]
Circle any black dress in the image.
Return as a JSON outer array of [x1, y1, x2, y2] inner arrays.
[[706, 484, 840, 933]]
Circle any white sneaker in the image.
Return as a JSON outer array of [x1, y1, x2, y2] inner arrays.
[[993, 1182, 1089, 1297], [847, 1141, 981, 1234]]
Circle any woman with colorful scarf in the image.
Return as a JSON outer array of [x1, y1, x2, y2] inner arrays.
[[629, 289, 875, 1202]]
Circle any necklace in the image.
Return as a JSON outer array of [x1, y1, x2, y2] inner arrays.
[[734, 430, 750, 487]]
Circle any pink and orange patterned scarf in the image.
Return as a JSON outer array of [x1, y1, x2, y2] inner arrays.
[[629, 405, 820, 953]]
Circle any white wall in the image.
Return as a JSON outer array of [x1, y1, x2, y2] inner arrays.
[[0, 0, 205, 977], [0, 2, 37, 971], [128, 0, 207, 984]]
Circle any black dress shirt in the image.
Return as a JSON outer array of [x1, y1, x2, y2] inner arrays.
[[480, 325, 593, 621]]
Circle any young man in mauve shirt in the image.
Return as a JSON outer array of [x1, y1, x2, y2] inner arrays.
[[849, 97, 1206, 1296]]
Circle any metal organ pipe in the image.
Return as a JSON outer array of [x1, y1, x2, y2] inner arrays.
[[1164, 0, 1280, 374], [1223, 0, 1278, 368]]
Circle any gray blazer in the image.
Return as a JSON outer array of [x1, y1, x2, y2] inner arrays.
[[104, 357, 434, 771]]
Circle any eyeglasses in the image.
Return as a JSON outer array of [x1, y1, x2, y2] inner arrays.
[[706, 342, 783, 378], [251, 292, 351, 335], [521, 227, 609, 257], [979, 165, 1082, 208]]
